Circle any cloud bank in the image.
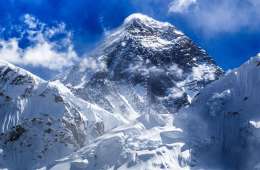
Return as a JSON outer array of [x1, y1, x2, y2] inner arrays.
[[0, 14, 78, 71]]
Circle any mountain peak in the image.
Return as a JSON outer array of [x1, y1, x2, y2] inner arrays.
[[123, 13, 172, 29], [124, 13, 155, 23], [101, 13, 185, 53], [0, 59, 42, 86], [0, 59, 19, 71], [62, 14, 223, 115]]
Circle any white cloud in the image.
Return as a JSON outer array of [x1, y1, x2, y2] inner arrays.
[[80, 56, 107, 72], [24, 14, 38, 29], [168, 0, 260, 35], [0, 39, 21, 63], [169, 0, 197, 13], [23, 41, 77, 70], [0, 14, 78, 70]]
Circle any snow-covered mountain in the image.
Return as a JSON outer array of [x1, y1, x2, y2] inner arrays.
[[49, 54, 260, 170], [176, 53, 260, 170], [60, 13, 222, 116], [1, 13, 259, 170], [0, 60, 126, 170]]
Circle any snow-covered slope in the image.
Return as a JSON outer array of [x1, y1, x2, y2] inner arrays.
[[42, 113, 188, 170], [176, 53, 260, 170], [61, 13, 222, 116], [49, 54, 260, 170], [0, 60, 125, 170]]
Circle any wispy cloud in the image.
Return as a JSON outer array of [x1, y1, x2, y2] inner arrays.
[[0, 14, 78, 71], [169, 0, 197, 13], [168, 0, 260, 35]]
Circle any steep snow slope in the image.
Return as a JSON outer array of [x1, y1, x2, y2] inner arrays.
[[60, 13, 222, 116], [49, 54, 260, 170], [177, 53, 260, 170], [0, 60, 125, 170]]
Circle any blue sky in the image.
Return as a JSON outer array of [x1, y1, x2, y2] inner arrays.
[[0, 0, 259, 79]]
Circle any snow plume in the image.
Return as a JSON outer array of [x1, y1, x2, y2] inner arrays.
[[191, 64, 217, 81], [79, 56, 107, 72], [0, 14, 78, 71], [168, 64, 183, 79]]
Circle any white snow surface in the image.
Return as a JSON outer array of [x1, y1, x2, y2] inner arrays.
[[48, 54, 260, 170], [0, 60, 125, 170], [176, 54, 260, 169]]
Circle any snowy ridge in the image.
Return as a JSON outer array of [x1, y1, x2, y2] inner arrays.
[[176, 53, 260, 169], [0, 60, 125, 170]]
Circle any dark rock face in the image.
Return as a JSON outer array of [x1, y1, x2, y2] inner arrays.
[[61, 14, 223, 114], [6, 125, 26, 142]]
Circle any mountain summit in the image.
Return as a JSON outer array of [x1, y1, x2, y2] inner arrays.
[[61, 13, 223, 116]]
